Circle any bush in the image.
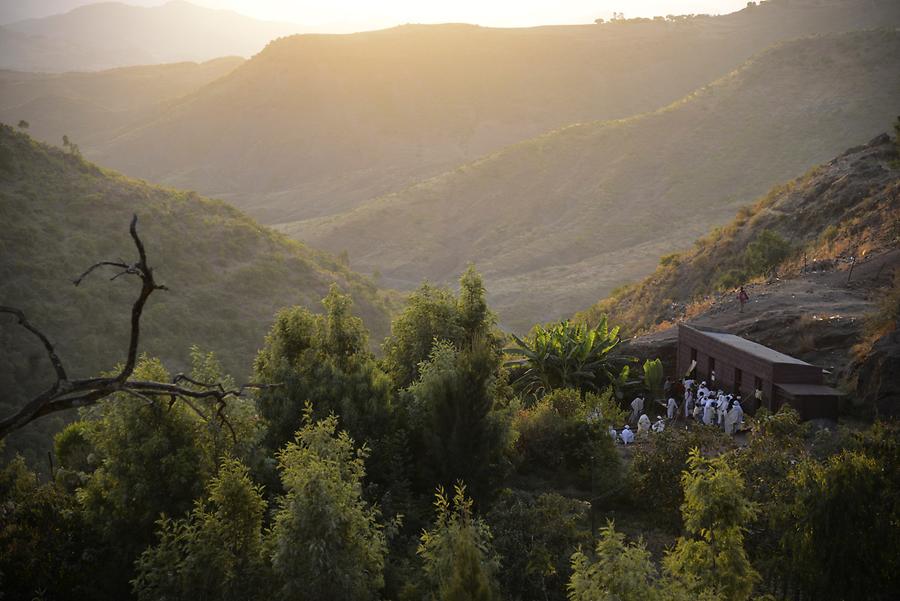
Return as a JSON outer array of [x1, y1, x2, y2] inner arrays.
[[487, 490, 590, 601], [629, 425, 731, 529], [513, 391, 623, 491], [743, 229, 791, 276]]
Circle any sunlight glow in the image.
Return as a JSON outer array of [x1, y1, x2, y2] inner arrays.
[[191, 0, 752, 31]]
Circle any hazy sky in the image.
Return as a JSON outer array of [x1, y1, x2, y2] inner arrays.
[[196, 0, 751, 29], [1, 1, 753, 30]]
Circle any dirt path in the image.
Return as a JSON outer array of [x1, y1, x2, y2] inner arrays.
[[629, 248, 898, 376]]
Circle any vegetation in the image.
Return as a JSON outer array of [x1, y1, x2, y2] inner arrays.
[[505, 318, 628, 402], [3, 9, 900, 599], [2, 237, 898, 600], [578, 123, 900, 335], [290, 30, 900, 331], [0, 125, 393, 468]]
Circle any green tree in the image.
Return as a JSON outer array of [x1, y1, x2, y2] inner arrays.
[[418, 483, 501, 601], [568, 522, 661, 601], [630, 426, 731, 528], [727, 407, 807, 592], [254, 285, 394, 455], [269, 408, 387, 600], [133, 458, 269, 601], [505, 317, 628, 402], [512, 388, 623, 491], [16, 119, 29, 130], [0, 456, 92, 601], [383, 267, 500, 389], [664, 450, 759, 601], [457, 264, 493, 340], [406, 339, 512, 500], [743, 229, 791, 276], [74, 356, 214, 598], [787, 445, 900, 601], [568, 521, 724, 601], [488, 490, 590, 601]]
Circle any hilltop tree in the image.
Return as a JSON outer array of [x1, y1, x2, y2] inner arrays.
[[269, 409, 387, 600], [743, 229, 791, 277], [16, 119, 29, 130]]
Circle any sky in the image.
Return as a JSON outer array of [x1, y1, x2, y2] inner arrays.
[[1, 1, 753, 30], [196, 0, 752, 29]]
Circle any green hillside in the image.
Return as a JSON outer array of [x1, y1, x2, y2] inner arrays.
[[75, 0, 900, 224], [0, 56, 243, 152], [577, 131, 900, 335], [0, 124, 393, 460], [285, 30, 900, 331]]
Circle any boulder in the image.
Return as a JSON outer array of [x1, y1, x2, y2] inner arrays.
[[856, 326, 900, 418]]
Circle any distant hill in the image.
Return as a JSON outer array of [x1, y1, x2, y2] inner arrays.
[[0, 0, 126, 24], [577, 132, 900, 338], [0, 124, 394, 459], [0, 57, 243, 146], [285, 30, 900, 331], [0, 1, 299, 72], [76, 0, 900, 224]]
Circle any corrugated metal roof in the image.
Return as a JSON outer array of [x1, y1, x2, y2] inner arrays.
[[776, 383, 844, 397], [695, 329, 810, 365]]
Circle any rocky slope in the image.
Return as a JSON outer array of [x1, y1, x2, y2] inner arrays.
[[592, 133, 899, 413]]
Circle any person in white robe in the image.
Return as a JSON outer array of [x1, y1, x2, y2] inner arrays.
[[667, 397, 677, 420], [637, 413, 652, 436], [724, 402, 738, 435], [652, 417, 666, 433], [717, 395, 729, 426], [685, 391, 694, 418], [620, 425, 634, 444], [630, 395, 644, 423], [608, 425, 618, 441], [703, 399, 715, 425], [698, 382, 709, 398]]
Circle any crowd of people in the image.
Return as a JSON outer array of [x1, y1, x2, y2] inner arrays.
[[610, 375, 745, 445]]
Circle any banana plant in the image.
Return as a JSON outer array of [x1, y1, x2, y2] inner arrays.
[[504, 317, 628, 401]]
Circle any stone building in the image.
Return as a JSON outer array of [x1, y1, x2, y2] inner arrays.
[[677, 324, 841, 420]]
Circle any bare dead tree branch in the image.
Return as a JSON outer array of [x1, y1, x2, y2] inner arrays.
[[0, 215, 274, 440]]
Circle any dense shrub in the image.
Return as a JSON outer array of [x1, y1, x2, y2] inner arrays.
[[629, 425, 731, 528]]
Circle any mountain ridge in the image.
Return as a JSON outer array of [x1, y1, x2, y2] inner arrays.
[[0, 1, 300, 72], [74, 0, 900, 224], [284, 29, 900, 331]]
